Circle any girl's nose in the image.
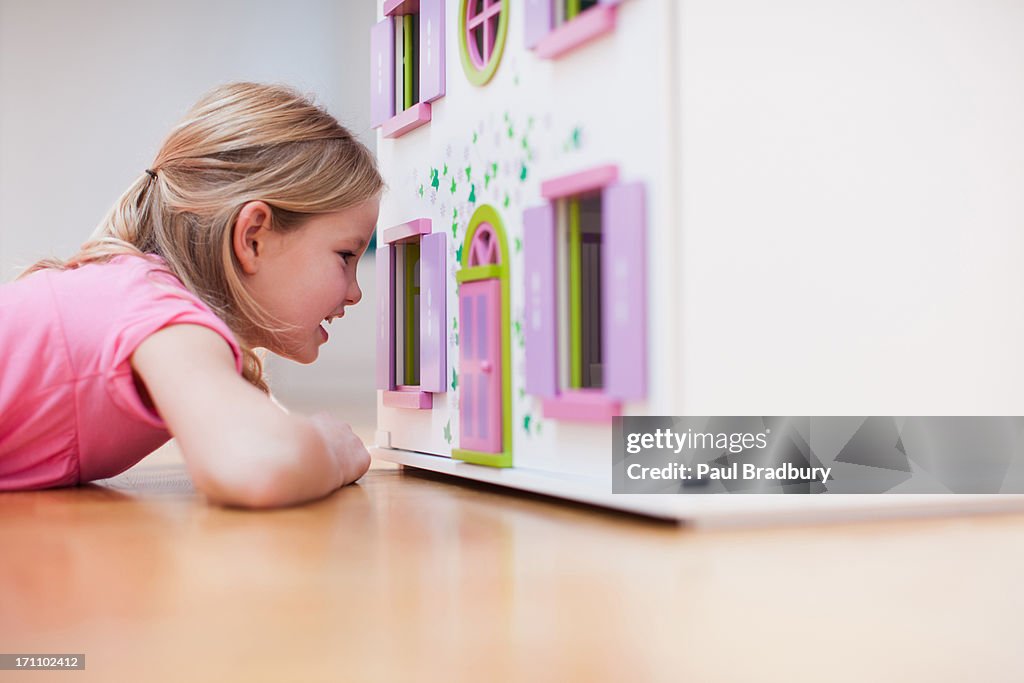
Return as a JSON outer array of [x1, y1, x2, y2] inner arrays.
[[347, 279, 362, 306]]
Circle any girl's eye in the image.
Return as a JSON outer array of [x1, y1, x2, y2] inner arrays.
[[337, 251, 356, 264]]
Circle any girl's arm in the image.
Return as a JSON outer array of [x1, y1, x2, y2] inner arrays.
[[131, 324, 370, 508]]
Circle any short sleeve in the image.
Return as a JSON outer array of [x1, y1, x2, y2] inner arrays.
[[102, 259, 245, 429]]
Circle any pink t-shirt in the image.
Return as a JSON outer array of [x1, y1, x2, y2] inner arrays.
[[0, 254, 243, 490]]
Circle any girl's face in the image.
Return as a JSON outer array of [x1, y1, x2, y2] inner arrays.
[[238, 197, 380, 363]]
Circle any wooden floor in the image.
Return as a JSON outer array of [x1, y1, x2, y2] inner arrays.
[[3, 438, 1024, 682]]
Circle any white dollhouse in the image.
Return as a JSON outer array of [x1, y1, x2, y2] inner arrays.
[[369, 0, 1024, 524]]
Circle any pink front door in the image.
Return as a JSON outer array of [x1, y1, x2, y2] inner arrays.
[[459, 278, 502, 453]]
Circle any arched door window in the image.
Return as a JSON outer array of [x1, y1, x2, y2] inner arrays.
[[468, 222, 501, 266]]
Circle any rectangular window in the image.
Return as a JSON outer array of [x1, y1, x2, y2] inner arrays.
[[555, 194, 604, 390], [525, 0, 618, 60], [563, 0, 599, 24], [377, 220, 447, 409], [370, 0, 446, 138], [523, 166, 647, 422], [395, 13, 419, 113], [394, 240, 421, 386]]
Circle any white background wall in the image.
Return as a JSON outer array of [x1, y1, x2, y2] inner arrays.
[[0, 0, 379, 423]]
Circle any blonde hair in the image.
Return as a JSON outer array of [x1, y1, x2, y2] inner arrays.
[[21, 82, 384, 392]]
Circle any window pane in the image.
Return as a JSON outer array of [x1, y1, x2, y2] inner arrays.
[[578, 194, 603, 389], [398, 241, 421, 385], [559, 194, 604, 391], [474, 25, 485, 62]]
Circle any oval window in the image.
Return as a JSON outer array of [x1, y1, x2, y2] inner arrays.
[[459, 0, 508, 86]]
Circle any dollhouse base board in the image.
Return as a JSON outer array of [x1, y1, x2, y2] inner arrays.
[[371, 446, 1024, 528]]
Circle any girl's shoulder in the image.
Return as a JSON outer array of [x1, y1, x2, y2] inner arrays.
[[2, 252, 241, 364], [1, 250, 237, 385], [48, 252, 191, 304], [39, 253, 241, 367], [97, 252, 175, 281], [1, 253, 171, 311]]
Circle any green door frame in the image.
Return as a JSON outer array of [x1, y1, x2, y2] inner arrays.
[[452, 204, 513, 468]]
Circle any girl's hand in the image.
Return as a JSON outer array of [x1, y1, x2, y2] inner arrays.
[[309, 413, 371, 486]]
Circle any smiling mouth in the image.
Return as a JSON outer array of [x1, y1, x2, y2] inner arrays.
[[320, 312, 344, 342]]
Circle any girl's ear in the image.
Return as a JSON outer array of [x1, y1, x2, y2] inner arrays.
[[232, 201, 274, 275]]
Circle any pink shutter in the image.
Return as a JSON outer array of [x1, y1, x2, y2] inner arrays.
[[524, 0, 553, 49], [419, 232, 447, 392], [459, 279, 503, 453], [376, 246, 395, 390], [523, 204, 558, 398], [419, 0, 446, 103], [602, 182, 647, 399], [370, 18, 395, 128]]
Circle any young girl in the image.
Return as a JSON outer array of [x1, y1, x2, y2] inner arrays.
[[0, 82, 381, 508]]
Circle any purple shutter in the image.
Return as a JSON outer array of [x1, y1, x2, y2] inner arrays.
[[524, 0, 554, 49], [370, 18, 395, 128], [376, 246, 395, 390], [602, 182, 647, 399], [419, 0, 446, 103], [523, 204, 558, 397], [419, 232, 447, 392]]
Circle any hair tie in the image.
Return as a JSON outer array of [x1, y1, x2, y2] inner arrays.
[[144, 169, 158, 180]]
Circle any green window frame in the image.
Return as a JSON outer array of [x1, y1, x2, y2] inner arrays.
[[458, 0, 508, 86]]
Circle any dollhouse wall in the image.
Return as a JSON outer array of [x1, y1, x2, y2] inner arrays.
[[672, 0, 1024, 416], [374, 0, 678, 480], [375, 0, 1024, 487]]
